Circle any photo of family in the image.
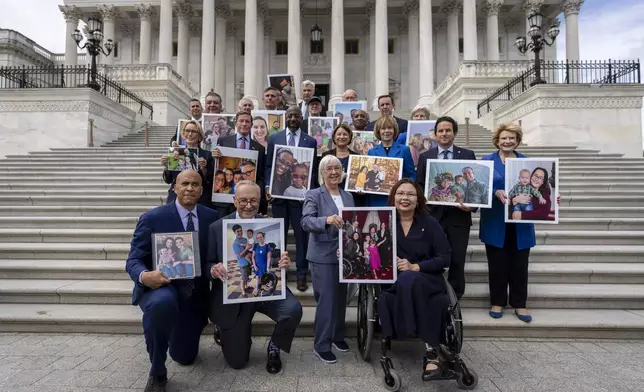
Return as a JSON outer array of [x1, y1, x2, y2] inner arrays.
[[222, 218, 286, 304], [252, 110, 286, 138], [349, 131, 381, 155], [153, 232, 201, 280], [212, 146, 260, 204], [202, 114, 236, 150], [345, 156, 403, 196], [339, 207, 397, 284], [176, 119, 189, 145], [166, 146, 199, 172], [425, 159, 494, 208], [505, 158, 559, 224], [308, 116, 339, 156], [269, 145, 315, 201], [267, 74, 297, 107], [406, 120, 438, 167], [333, 101, 367, 129]]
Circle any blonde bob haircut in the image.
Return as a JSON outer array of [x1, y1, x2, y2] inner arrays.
[[492, 123, 523, 149], [181, 120, 205, 141], [411, 105, 431, 119], [318, 154, 346, 186], [373, 115, 400, 141]]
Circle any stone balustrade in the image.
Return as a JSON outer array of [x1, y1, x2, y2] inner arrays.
[[434, 60, 532, 99], [99, 63, 197, 99]]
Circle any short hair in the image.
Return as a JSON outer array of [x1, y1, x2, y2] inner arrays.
[[180, 120, 204, 140], [235, 110, 252, 124], [331, 124, 354, 145], [264, 86, 280, 95], [434, 116, 459, 135], [411, 105, 430, 119], [205, 91, 222, 102], [247, 228, 254, 234], [301, 80, 315, 89], [234, 180, 261, 197], [232, 224, 242, 232], [387, 178, 429, 214], [462, 166, 474, 173], [233, 170, 242, 176], [520, 168, 531, 175], [237, 97, 254, 111], [492, 123, 523, 148], [455, 174, 464, 180], [256, 231, 265, 237], [189, 98, 201, 105], [318, 154, 346, 186], [377, 95, 394, 107], [373, 115, 400, 141], [277, 147, 294, 159], [343, 89, 358, 99], [352, 109, 369, 122], [240, 160, 256, 169]]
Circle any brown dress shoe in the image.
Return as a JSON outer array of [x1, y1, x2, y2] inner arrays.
[[296, 279, 308, 292]]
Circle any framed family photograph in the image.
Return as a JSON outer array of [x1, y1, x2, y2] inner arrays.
[[424, 159, 494, 208], [308, 116, 339, 156], [222, 218, 286, 304], [406, 120, 437, 167], [339, 207, 397, 284], [505, 158, 559, 224], [333, 101, 367, 129], [269, 145, 315, 201], [349, 131, 381, 155], [252, 109, 286, 138], [212, 146, 260, 203], [267, 74, 297, 107], [153, 232, 201, 280], [166, 146, 199, 172], [176, 119, 190, 145], [345, 155, 403, 196], [202, 113, 236, 150]]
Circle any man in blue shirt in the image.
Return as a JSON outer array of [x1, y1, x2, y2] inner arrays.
[[231, 224, 253, 297]]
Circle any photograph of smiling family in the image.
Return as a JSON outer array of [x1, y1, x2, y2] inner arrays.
[[212, 146, 260, 203], [349, 131, 381, 155], [345, 156, 403, 196], [333, 101, 367, 129], [201, 114, 236, 150], [406, 120, 438, 167], [153, 232, 201, 280], [166, 146, 199, 172], [425, 159, 494, 208], [505, 158, 559, 224], [267, 74, 298, 107], [222, 218, 286, 304], [308, 116, 339, 155], [269, 145, 315, 201]]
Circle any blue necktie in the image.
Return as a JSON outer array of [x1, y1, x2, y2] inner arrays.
[[441, 150, 450, 160], [288, 132, 296, 146], [186, 212, 195, 231], [178, 212, 195, 297]]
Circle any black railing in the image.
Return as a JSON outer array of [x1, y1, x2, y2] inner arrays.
[[477, 59, 641, 117], [0, 65, 153, 120]]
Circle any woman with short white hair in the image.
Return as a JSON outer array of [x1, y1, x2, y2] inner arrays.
[[301, 155, 355, 364], [238, 97, 255, 113]]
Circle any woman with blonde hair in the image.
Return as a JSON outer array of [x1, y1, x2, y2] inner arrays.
[[410, 105, 431, 120]]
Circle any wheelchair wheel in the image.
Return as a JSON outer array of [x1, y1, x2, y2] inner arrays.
[[383, 369, 401, 392], [445, 279, 464, 354], [456, 368, 478, 390], [342, 258, 353, 278], [357, 284, 375, 361]]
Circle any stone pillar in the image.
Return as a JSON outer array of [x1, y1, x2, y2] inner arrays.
[[287, 0, 302, 101], [175, 2, 192, 80], [97, 5, 117, 65], [215, 5, 229, 96], [61, 6, 81, 66], [368, 3, 376, 106], [443, 1, 461, 74], [462, 0, 477, 61], [158, 0, 173, 64], [484, 0, 503, 61], [405, 1, 419, 108], [418, 0, 433, 103], [256, 2, 266, 98], [563, 0, 583, 62], [363, 20, 371, 102], [136, 4, 154, 64], [374, 0, 389, 101], [201, 0, 216, 96], [330, 0, 345, 102], [244, 0, 258, 100]]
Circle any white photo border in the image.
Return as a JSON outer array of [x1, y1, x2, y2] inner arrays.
[[504, 157, 559, 224], [269, 144, 315, 201], [424, 159, 494, 209], [344, 155, 404, 196]]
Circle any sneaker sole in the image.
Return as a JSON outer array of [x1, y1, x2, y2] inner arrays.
[[313, 350, 338, 364], [332, 343, 350, 352]]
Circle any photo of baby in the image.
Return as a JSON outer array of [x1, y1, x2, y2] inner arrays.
[[252, 110, 286, 137], [267, 74, 297, 107], [166, 146, 200, 172], [153, 232, 201, 280], [202, 114, 236, 150], [345, 156, 403, 196], [505, 158, 559, 224], [406, 120, 437, 167], [212, 146, 260, 203], [425, 159, 493, 208], [269, 145, 315, 201], [349, 131, 381, 155], [308, 116, 339, 156]]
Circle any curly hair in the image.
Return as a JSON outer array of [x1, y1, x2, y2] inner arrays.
[[433, 172, 454, 187]]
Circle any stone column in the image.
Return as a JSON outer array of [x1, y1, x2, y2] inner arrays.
[[201, 0, 216, 96], [368, 3, 376, 106], [215, 4, 229, 95], [484, 0, 503, 61], [405, 1, 419, 108], [443, 1, 461, 74], [256, 2, 266, 98], [61, 6, 81, 66], [97, 5, 117, 65], [244, 0, 258, 100], [175, 2, 192, 80], [136, 4, 154, 64], [330, 0, 345, 102], [287, 0, 302, 101], [418, 0, 433, 103], [374, 0, 389, 101], [563, 0, 584, 61], [158, 0, 173, 64], [462, 0, 477, 61]]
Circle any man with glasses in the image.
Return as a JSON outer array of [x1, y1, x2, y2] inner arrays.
[[207, 180, 302, 375]]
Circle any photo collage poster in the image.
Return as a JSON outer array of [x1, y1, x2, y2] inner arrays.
[[269, 145, 315, 201], [153, 232, 201, 280], [212, 146, 260, 204], [504, 158, 559, 224], [345, 155, 403, 196], [425, 159, 494, 209]]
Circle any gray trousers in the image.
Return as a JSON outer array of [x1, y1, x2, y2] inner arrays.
[[310, 262, 348, 353]]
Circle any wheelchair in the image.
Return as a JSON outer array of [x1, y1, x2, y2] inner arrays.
[[353, 277, 478, 391]]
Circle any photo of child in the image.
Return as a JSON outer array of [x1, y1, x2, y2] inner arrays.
[[269, 145, 315, 201], [349, 131, 381, 155], [166, 146, 199, 172], [153, 232, 201, 280], [308, 116, 339, 156], [425, 159, 494, 208], [406, 120, 437, 167], [202, 114, 236, 150], [212, 146, 260, 203], [505, 158, 559, 224], [345, 156, 403, 196]]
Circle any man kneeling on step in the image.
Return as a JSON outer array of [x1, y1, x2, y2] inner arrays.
[[207, 180, 303, 374]]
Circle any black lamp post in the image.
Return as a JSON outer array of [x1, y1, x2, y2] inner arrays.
[[514, 12, 560, 86], [310, 0, 322, 42], [72, 17, 114, 91]]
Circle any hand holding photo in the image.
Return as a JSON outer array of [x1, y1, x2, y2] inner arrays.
[[345, 155, 403, 196], [504, 158, 559, 224], [424, 159, 494, 208], [269, 145, 315, 201], [308, 116, 339, 156], [267, 74, 297, 106], [167, 146, 199, 172], [153, 232, 201, 280]]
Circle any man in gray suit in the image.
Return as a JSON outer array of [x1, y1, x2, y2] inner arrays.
[[207, 181, 303, 374]]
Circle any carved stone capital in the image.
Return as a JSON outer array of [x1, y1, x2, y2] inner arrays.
[[97, 4, 119, 22], [403, 0, 419, 16], [136, 3, 155, 21], [365, 1, 375, 17], [216, 4, 232, 19], [522, 0, 544, 16], [189, 24, 202, 37], [482, 0, 504, 16], [258, 0, 268, 17], [441, 0, 462, 16], [563, 0, 584, 17], [60, 5, 81, 23], [173, 1, 193, 20]]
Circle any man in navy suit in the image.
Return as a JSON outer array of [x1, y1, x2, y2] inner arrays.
[[265, 105, 318, 292], [366, 94, 408, 144], [416, 116, 476, 300], [125, 170, 219, 392]]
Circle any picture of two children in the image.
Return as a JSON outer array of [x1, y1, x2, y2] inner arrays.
[[153, 232, 201, 280]]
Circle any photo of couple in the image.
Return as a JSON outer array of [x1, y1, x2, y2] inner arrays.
[[153, 232, 201, 280], [339, 207, 397, 284], [166, 146, 199, 172], [202, 114, 236, 150], [505, 158, 559, 224], [345, 156, 403, 196], [308, 116, 339, 156], [222, 218, 286, 304], [269, 145, 315, 201], [212, 146, 259, 203], [425, 159, 494, 208]]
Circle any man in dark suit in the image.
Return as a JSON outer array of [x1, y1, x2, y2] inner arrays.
[[416, 116, 476, 300], [300, 96, 324, 135], [265, 105, 318, 292], [125, 170, 219, 392], [171, 92, 223, 145], [212, 111, 267, 216], [208, 181, 302, 374], [365, 94, 408, 144]]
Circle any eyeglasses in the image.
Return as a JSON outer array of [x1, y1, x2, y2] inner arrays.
[[532, 174, 544, 181], [292, 174, 307, 180], [184, 129, 199, 135], [277, 159, 293, 169], [237, 199, 260, 207], [325, 166, 342, 173], [241, 169, 255, 177], [395, 192, 418, 198]]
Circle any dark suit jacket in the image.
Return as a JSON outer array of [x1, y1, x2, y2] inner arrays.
[[125, 202, 220, 305], [163, 148, 213, 206], [215, 134, 266, 190], [416, 145, 477, 226]]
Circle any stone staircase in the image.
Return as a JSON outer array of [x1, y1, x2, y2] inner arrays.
[[1, 124, 644, 339]]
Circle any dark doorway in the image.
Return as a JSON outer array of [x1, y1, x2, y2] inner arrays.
[[315, 83, 330, 112]]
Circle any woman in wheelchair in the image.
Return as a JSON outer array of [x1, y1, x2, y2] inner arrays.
[[380, 178, 452, 379]]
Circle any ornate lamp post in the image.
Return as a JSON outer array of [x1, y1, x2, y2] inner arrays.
[[514, 12, 560, 86], [72, 17, 114, 91]]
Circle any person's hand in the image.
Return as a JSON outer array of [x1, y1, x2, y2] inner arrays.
[[513, 194, 531, 205], [512, 211, 522, 220], [210, 263, 228, 281], [278, 251, 291, 269], [456, 202, 474, 212], [211, 148, 222, 158], [171, 141, 178, 147], [326, 215, 344, 229], [556, 194, 561, 205], [538, 196, 546, 205], [495, 190, 508, 204], [397, 257, 419, 272], [160, 155, 168, 167], [266, 189, 272, 201], [199, 157, 207, 170], [357, 191, 365, 196], [141, 271, 170, 289]]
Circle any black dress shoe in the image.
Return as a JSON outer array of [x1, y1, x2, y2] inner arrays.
[[296, 279, 308, 292], [144, 375, 168, 392], [266, 350, 282, 374], [213, 325, 222, 346]]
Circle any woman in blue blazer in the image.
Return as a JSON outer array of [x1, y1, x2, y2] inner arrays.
[[365, 116, 416, 206]]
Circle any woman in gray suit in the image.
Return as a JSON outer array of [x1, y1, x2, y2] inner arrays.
[[301, 155, 355, 364]]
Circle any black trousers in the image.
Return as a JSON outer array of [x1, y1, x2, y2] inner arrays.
[[441, 223, 470, 300], [484, 224, 530, 308]]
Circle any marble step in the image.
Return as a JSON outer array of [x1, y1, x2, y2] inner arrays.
[[0, 205, 153, 217], [0, 183, 169, 190]]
